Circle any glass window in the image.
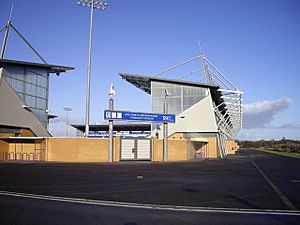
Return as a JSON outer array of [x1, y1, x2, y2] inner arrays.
[[166, 97, 181, 115], [25, 95, 36, 108], [25, 83, 36, 95], [183, 96, 204, 108], [5, 77, 24, 93], [37, 87, 47, 98], [37, 75, 47, 87], [3, 65, 49, 129], [36, 98, 46, 110], [152, 107, 163, 113], [26, 72, 37, 84], [32, 109, 47, 126], [28, 67, 47, 77], [152, 81, 209, 115], [4, 65, 25, 81]]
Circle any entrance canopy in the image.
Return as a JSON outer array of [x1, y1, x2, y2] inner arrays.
[[0, 137, 45, 143]]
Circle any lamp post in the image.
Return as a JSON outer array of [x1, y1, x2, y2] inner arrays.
[[108, 83, 115, 162], [163, 89, 171, 161], [77, 0, 108, 137], [63, 107, 72, 137]]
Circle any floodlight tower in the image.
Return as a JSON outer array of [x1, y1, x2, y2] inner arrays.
[[77, 0, 108, 137]]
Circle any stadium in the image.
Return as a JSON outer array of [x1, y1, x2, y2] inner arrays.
[[0, 17, 242, 162]]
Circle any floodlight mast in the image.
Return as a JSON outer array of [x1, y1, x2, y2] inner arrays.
[[77, 0, 108, 137], [1, 3, 48, 64], [0, 4, 13, 59]]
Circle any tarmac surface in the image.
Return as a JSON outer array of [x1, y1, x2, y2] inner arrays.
[[0, 149, 300, 224], [1, 193, 299, 225]]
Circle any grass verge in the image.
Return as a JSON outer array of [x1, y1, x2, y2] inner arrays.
[[257, 149, 300, 159]]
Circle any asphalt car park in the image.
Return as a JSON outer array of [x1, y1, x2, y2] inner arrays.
[[0, 149, 299, 224]]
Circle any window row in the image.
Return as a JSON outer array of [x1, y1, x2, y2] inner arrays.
[[151, 81, 208, 115], [5, 73, 48, 88], [23, 95, 47, 110], [5, 77, 47, 98], [151, 83, 207, 97], [31, 109, 48, 128]]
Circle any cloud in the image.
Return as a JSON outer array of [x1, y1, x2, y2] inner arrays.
[[49, 115, 84, 137], [49, 122, 66, 137], [236, 130, 262, 141], [271, 123, 300, 130], [243, 97, 292, 129], [49, 117, 64, 124]]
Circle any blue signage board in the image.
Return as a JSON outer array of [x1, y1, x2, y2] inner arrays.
[[104, 110, 176, 123]]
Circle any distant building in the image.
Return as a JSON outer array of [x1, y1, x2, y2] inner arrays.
[[72, 124, 151, 138]]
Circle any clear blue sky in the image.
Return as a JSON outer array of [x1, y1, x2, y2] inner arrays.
[[1, 0, 300, 140]]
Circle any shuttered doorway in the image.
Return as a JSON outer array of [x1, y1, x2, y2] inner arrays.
[[120, 138, 152, 161]]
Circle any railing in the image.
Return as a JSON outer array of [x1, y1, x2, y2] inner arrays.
[[9, 152, 14, 160], [1, 137, 47, 161], [2, 152, 45, 161], [29, 153, 35, 161], [15, 152, 21, 160], [3, 152, 10, 160], [22, 153, 29, 160]]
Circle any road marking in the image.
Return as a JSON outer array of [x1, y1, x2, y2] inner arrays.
[[0, 190, 300, 216], [291, 180, 300, 183], [249, 158, 298, 210]]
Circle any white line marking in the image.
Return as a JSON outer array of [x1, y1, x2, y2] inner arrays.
[[249, 157, 298, 210], [0, 190, 300, 216], [291, 180, 300, 183]]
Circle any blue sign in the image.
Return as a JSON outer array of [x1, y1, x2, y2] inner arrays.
[[104, 110, 176, 123]]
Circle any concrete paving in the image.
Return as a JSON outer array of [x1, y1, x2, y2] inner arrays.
[[0, 149, 299, 210], [1, 194, 299, 225], [0, 149, 300, 224]]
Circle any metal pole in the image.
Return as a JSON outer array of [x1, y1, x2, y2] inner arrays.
[[203, 56, 239, 90], [0, 25, 6, 33], [163, 102, 168, 162], [66, 110, 69, 137], [152, 55, 200, 77], [10, 24, 48, 64], [78, 0, 108, 137], [0, 4, 13, 59], [0, 21, 11, 59], [109, 98, 114, 162], [85, 0, 94, 137], [64, 107, 72, 137]]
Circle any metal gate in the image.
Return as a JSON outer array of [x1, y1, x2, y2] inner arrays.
[[120, 138, 152, 161]]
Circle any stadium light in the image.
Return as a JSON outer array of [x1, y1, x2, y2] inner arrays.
[[77, 0, 108, 137], [77, 0, 108, 9]]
